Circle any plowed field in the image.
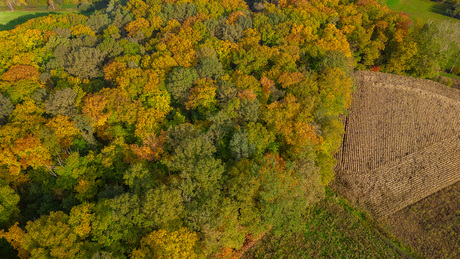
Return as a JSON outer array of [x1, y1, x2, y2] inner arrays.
[[332, 71, 460, 257], [334, 71, 460, 218]]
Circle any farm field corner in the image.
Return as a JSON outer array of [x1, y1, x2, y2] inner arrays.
[[382, 181, 460, 259], [332, 71, 460, 258]]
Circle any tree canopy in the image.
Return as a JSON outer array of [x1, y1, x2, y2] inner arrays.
[[0, 0, 444, 257]]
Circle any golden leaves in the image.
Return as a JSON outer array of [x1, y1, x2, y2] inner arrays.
[[231, 70, 260, 92], [70, 25, 95, 37], [125, 18, 151, 36], [227, 10, 246, 24], [45, 115, 79, 148], [10, 134, 52, 171], [315, 24, 352, 57], [129, 132, 166, 162], [0, 222, 28, 259], [220, 0, 248, 12], [69, 203, 95, 239], [132, 227, 199, 259], [286, 24, 318, 44], [163, 33, 197, 67], [103, 61, 127, 81], [135, 106, 171, 139], [1, 65, 39, 82], [82, 93, 109, 129], [185, 78, 217, 110], [21, 29, 43, 50], [261, 76, 275, 95], [277, 71, 304, 88]]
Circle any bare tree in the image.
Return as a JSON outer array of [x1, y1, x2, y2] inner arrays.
[[5, 0, 17, 11], [48, 0, 55, 11]]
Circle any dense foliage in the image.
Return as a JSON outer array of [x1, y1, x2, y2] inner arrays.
[[0, 0, 444, 257]]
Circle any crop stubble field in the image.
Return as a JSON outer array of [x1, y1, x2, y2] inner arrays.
[[332, 71, 460, 257], [334, 71, 460, 218]]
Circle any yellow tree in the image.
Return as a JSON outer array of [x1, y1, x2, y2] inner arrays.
[[0, 222, 29, 259], [9, 134, 52, 172], [314, 24, 352, 58], [163, 33, 197, 68], [131, 227, 199, 259], [126, 0, 150, 19], [45, 115, 80, 149], [22, 211, 84, 258], [125, 18, 151, 37], [135, 105, 172, 139], [185, 78, 217, 111], [220, 0, 248, 12]]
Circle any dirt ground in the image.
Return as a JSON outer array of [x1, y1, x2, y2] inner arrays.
[[332, 71, 460, 258], [381, 181, 460, 258], [334, 71, 460, 218]]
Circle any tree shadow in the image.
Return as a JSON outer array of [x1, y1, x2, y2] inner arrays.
[[429, 2, 449, 17], [0, 12, 58, 31]]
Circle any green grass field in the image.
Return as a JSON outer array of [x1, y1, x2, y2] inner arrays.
[[0, 4, 80, 31], [242, 188, 416, 258], [385, 0, 458, 23], [0, 10, 76, 31], [386, 0, 401, 9]]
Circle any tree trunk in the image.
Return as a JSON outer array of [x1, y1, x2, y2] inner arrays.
[[6, 0, 15, 11], [449, 50, 460, 74]]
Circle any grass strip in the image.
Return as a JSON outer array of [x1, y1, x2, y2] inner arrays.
[[242, 187, 418, 258]]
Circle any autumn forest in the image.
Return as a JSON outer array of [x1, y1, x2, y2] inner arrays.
[[0, 0, 452, 258]]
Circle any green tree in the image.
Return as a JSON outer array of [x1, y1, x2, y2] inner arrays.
[[0, 184, 20, 228], [410, 22, 444, 78], [255, 154, 309, 235], [22, 211, 85, 259], [87, 12, 110, 33], [164, 124, 224, 232], [92, 193, 142, 252], [159, 2, 198, 23], [229, 128, 255, 160], [65, 47, 106, 79], [166, 67, 198, 103], [140, 186, 184, 229], [196, 56, 225, 79], [74, 115, 98, 147]]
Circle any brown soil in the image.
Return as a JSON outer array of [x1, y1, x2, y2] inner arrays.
[[333, 71, 460, 218], [452, 77, 460, 90], [332, 71, 460, 258], [381, 181, 460, 258]]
